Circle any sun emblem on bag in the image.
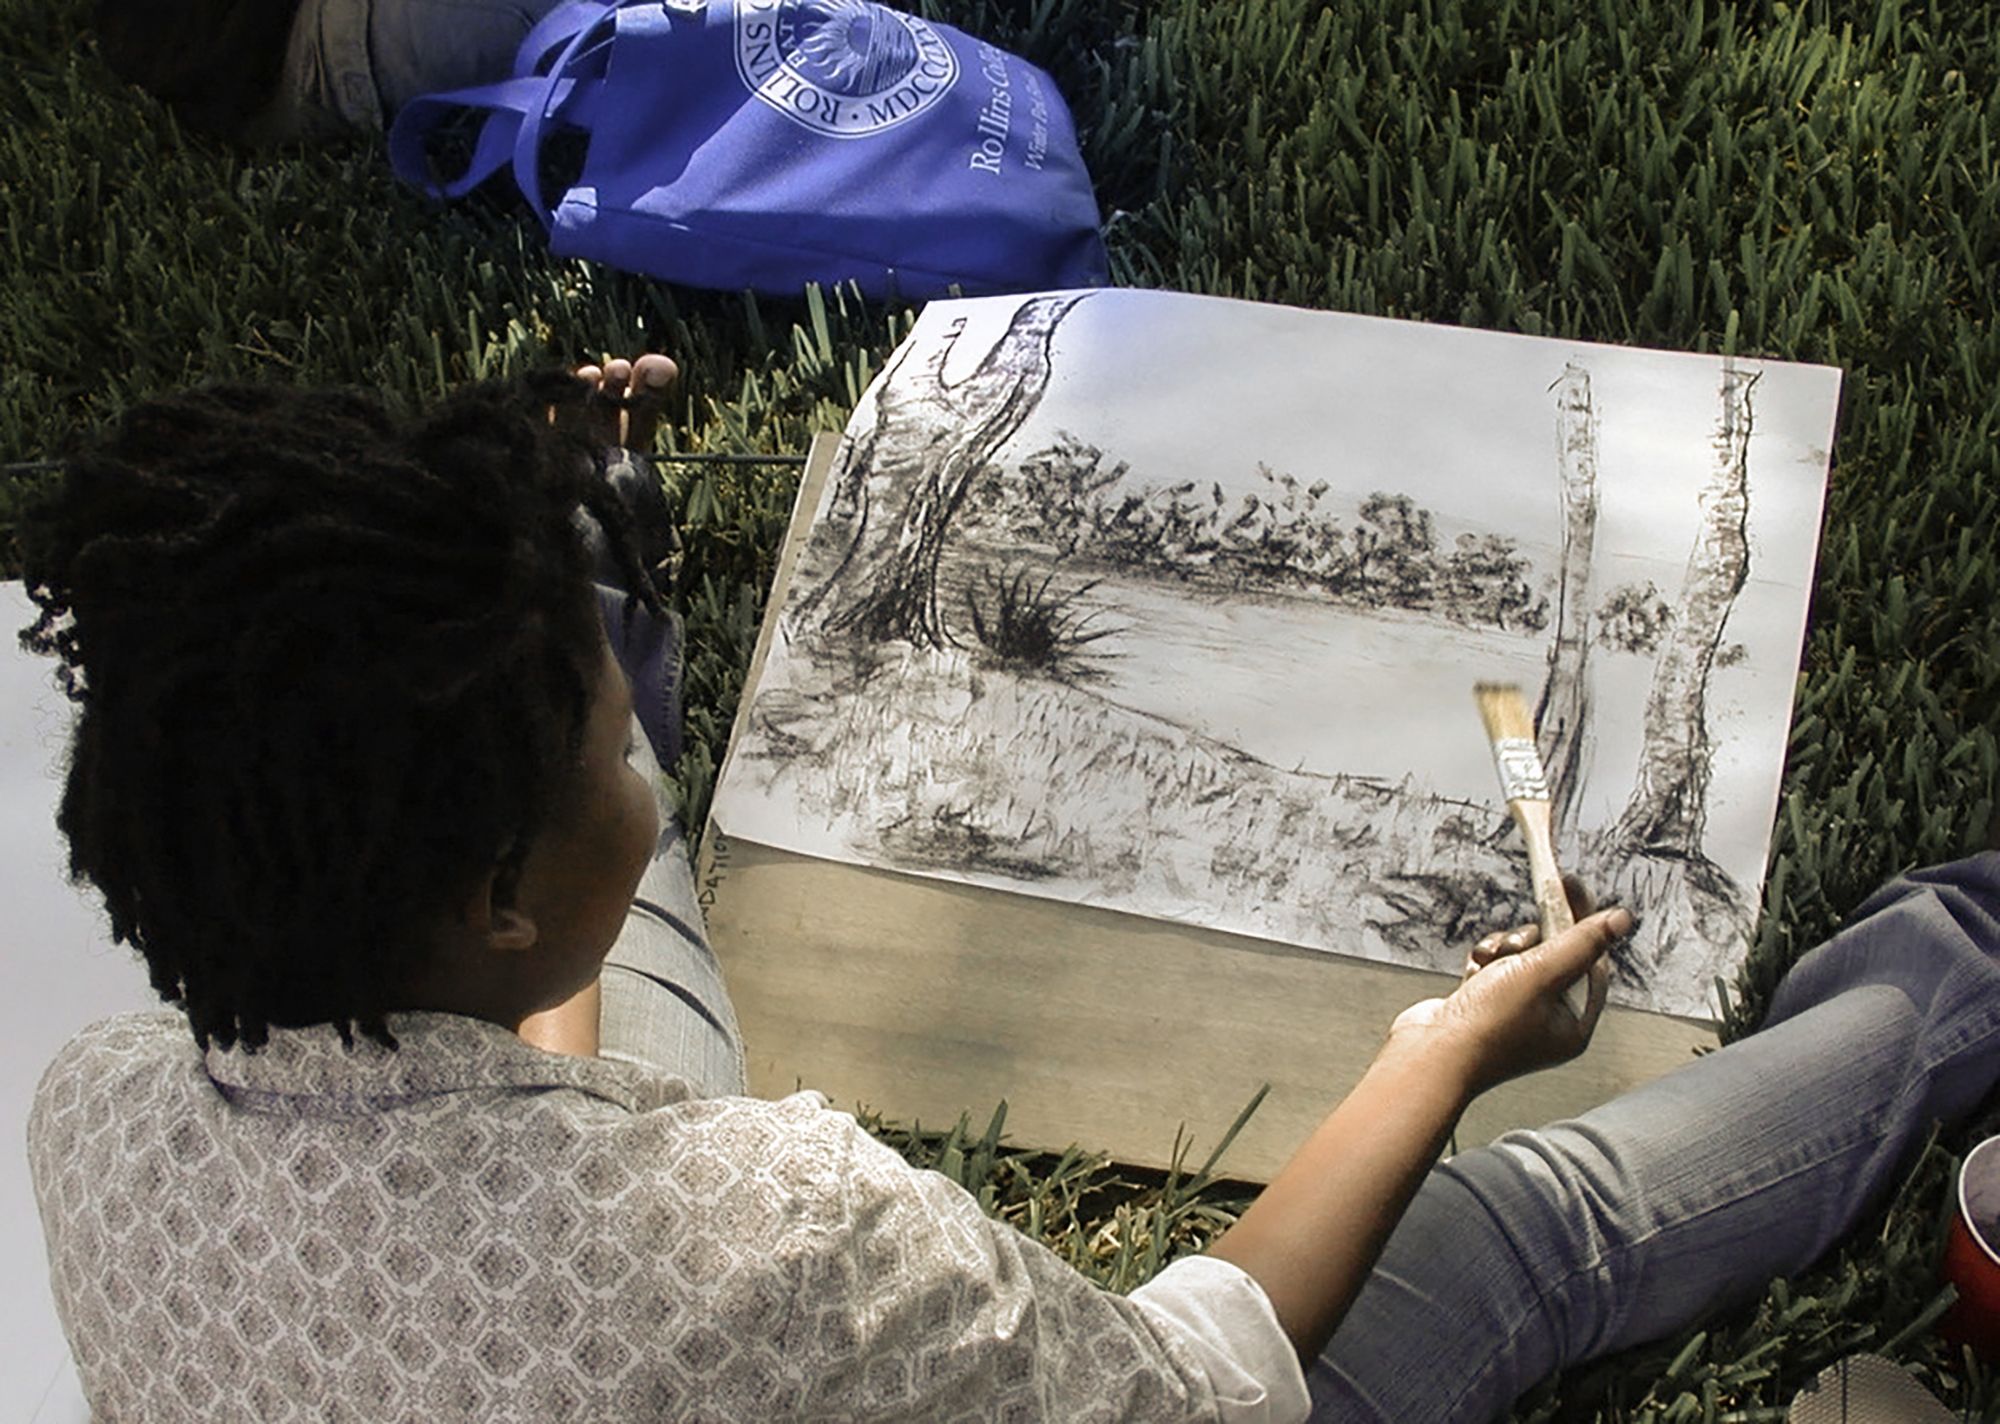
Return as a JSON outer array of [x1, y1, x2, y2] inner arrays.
[[734, 0, 959, 137]]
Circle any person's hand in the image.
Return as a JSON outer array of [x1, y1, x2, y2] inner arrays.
[[1386, 886, 1632, 1097]]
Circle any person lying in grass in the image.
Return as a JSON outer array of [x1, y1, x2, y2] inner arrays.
[[94, 0, 569, 143], [22, 358, 2000, 1422]]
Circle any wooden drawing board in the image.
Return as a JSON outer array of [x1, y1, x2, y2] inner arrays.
[[698, 433, 1717, 1184]]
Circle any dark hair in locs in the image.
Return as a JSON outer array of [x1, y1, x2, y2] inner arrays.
[[18, 371, 665, 1053]]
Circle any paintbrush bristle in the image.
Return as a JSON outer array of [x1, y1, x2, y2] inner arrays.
[[1473, 681, 1535, 744]]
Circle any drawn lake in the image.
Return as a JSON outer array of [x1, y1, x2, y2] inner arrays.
[[1074, 575, 1553, 804]]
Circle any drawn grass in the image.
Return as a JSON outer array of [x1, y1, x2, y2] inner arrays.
[[960, 563, 1120, 677], [745, 636, 1537, 977]]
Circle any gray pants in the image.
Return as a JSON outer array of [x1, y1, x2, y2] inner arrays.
[[595, 584, 746, 1096], [1312, 853, 2000, 1419], [260, 0, 564, 140], [598, 723, 746, 1096]]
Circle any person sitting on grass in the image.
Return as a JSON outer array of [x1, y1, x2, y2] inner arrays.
[[21, 356, 2000, 1422]]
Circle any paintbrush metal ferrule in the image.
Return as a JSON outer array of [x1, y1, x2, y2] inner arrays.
[[1473, 681, 1589, 1021], [1491, 737, 1551, 803]]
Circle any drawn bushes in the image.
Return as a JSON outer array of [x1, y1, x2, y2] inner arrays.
[[979, 437, 1548, 632], [1009, 433, 1130, 558], [1345, 491, 1435, 607], [1595, 580, 1675, 653]]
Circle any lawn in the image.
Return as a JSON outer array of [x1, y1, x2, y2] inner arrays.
[[4, 0, 1997, 1416]]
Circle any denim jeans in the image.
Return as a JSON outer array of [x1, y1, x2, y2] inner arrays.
[[1310, 854, 2000, 1420], [265, 0, 564, 138], [594, 582, 746, 1098]]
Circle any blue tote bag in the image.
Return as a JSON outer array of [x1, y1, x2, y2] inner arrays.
[[389, 0, 1110, 299]]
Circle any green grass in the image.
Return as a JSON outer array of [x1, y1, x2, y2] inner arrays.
[[4, 0, 1998, 1415]]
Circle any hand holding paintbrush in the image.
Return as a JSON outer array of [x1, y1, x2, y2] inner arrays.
[[1473, 682, 1597, 1022]]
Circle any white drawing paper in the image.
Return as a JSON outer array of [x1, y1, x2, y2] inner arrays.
[[712, 289, 1841, 1019]]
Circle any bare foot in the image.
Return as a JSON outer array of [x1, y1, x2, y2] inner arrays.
[[558, 353, 679, 450]]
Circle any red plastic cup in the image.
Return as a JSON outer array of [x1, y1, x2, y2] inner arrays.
[[1939, 1135, 2000, 1360]]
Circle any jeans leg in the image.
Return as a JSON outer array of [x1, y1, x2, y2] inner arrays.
[[366, 0, 568, 115], [266, 0, 568, 138], [596, 582, 684, 772], [1309, 852, 2000, 1422], [592, 586, 747, 1097], [258, 0, 383, 142]]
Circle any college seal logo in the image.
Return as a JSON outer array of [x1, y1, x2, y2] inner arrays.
[[733, 0, 960, 138]]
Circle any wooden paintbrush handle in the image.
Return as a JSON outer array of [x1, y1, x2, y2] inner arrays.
[[1509, 798, 1589, 1019]]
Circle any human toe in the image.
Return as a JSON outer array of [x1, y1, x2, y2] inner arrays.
[[632, 353, 678, 389]]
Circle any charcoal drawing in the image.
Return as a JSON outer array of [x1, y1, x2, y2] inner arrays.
[[714, 290, 1840, 1018]]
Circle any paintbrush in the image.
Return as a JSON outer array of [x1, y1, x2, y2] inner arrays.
[[1473, 682, 1589, 1020]]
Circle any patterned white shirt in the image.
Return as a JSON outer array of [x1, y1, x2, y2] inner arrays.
[[30, 1011, 1307, 1421]]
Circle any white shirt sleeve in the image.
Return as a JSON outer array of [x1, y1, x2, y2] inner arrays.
[[1130, 1254, 1313, 1423]]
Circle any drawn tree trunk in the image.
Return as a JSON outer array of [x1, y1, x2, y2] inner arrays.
[[809, 293, 1086, 649], [1612, 362, 1759, 854], [1535, 362, 1600, 841], [1586, 362, 1760, 1004]]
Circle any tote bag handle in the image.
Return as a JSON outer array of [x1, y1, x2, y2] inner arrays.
[[510, 2, 626, 225], [387, 1, 623, 217]]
